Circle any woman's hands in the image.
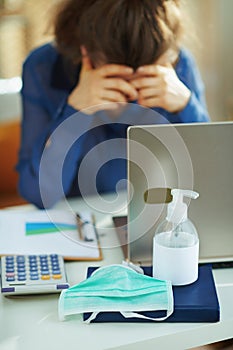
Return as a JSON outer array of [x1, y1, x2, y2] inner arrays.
[[68, 49, 191, 115], [68, 53, 138, 114], [131, 63, 191, 113]]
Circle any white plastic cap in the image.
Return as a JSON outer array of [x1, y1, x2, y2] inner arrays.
[[167, 189, 199, 224]]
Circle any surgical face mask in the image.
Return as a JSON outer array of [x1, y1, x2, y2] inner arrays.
[[59, 264, 174, 323]]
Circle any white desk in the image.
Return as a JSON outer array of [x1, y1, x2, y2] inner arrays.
[[0, 192, 233, 350]]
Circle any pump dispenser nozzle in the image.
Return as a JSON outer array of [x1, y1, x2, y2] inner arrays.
[[167, 189, 199, 224]]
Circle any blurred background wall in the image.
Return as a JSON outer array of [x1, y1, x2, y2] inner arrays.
[[0, 0, 232, 121], [184, 0, 233, 121]]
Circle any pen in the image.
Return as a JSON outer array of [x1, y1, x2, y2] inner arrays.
[[76, 213, 84, 240]]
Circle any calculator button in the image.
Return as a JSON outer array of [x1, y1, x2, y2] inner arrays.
[[40, 267, 49, 272], [40, 256, 48, 261], [17, 267, 26, 273], [41, 275, 50, 280], [6, 256, 14, 261], [30, 266, 38, 272], [29, 255, 37, 261], [6, 277, 15, 282], [40, 259, 48, 263], [6, 260, 14, 264], [16, 256, 25, 263], [6, 261, 15, 268], [6, 267, 15, 273], [52, 264, 60, 269], [52, 265, 60, 271], [30, 271, 39, 276], [52, 274, 62, 279], [30, 275, 39, 280], [51, 261, 59, 265], [52, 266, 60, 272], [41, 270, 50, 275], [6, 272, 15, 277], [40, 266, 49, 271], [50, 254, 58, 259], [18, 276, 26, 281], [17, 272, 26, 277], [52, 262, 59, 268], [17, 262, 25, 268]]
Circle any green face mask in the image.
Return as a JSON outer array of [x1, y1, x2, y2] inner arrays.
[[59, 264, 174, 323]]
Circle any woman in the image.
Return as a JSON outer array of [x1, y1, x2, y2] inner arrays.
[[17, 0, 209, 208]]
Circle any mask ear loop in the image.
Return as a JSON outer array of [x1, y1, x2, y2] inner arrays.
[[120, 307, 174, 322], [84, 308, 174, 324], [84, 311, 99, 324]]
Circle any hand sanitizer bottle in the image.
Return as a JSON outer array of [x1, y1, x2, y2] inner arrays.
[[153, 189, 199, 286]]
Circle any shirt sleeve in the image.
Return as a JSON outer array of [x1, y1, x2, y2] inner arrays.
[[174, 49, 210, 123], [17, 57, 93, 209], [176, 92, 209, 123]]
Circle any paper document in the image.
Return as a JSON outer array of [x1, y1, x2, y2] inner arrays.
[[0, 209, 102, 260]]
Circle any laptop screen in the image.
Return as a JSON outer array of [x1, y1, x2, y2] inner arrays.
[[127, 122, 233, 264]]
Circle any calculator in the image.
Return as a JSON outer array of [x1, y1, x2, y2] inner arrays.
[[0, 254, 70, 295]]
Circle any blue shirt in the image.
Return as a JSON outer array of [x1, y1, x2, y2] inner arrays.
[[17, 43, 209, 208]]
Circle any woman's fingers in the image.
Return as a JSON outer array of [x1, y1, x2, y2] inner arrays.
[[103, 77, 138, 101], [133, 63, 191, 112], [100, 88, 128, 103]]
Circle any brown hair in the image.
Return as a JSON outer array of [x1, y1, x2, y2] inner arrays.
[[54, 0, 183, 70]]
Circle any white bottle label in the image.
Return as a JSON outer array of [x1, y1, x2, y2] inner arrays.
[[153, 233, 199, 286]]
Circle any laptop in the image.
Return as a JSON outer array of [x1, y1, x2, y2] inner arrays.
[[124, 121, 233, 265]]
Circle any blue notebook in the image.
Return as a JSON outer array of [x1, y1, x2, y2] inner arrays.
[[84, 264, 220, 323]]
